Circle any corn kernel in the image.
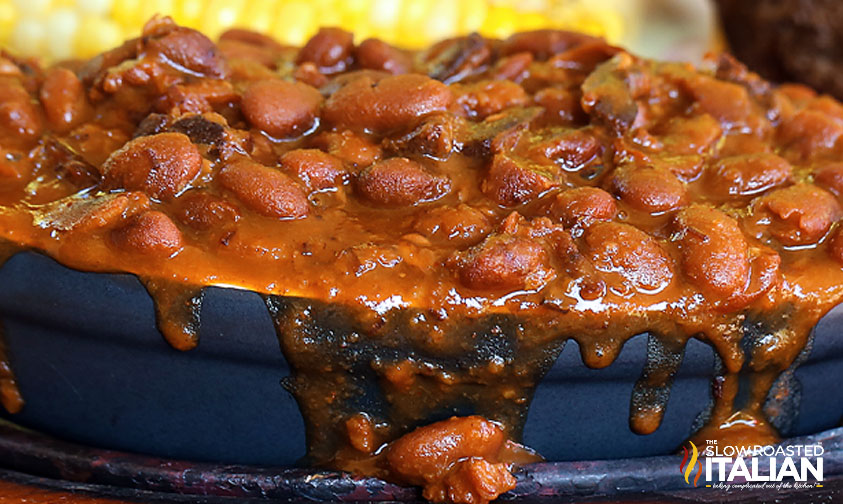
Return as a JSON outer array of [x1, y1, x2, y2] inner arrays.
[[45, 8, 79, 60], [12, 0, 53, 17], [109, 0, 142, 29], [77, 0, 113, 16], [458, 0, 489, 33], [11, 17, 47, 55], [199, 0, 246, 40], [139, 0, 176, 27], [74, 15, 122, 58], [271, 1, 315, 46], [234, 0, 278, 36], [0, 3, 17, 46]]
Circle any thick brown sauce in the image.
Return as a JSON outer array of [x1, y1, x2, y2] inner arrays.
[[1, 17, 843, 504]]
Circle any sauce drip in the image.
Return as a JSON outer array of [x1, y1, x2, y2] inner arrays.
[[140, 278, 204, 351], [0, 240, 24, 414]]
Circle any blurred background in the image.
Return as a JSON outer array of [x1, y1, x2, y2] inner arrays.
[[0, 0, 716, 62], [1, 0, 842, 99]]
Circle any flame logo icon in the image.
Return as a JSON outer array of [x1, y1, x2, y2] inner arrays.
[[679, 441, 702, 487]]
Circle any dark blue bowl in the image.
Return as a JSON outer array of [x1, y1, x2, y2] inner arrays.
[[0, 251, 841, 465]]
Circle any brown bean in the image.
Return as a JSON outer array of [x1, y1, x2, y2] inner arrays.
[[146, 27, 227, 77], [500, 30, 599, 60], [534, 87, 586, 125], [674, 205, 749, 301], [218, 158, 310, 219], [455, 80, 529, 119], [356, 157, 449, 207], [778, 109, 843, 160], [526, 129, 600, 170], [585, 222, 673, 291], [483, 154, 557, 207], [814, 162, 843, 196], [386, 416, 506, 484], [101, 133, 201, 200], [684, 75, 752, 127], [549, 187, 617, 228], [413, 204, 491, 246], [296, 27, 354, 72], [709, 153, 791, 197], [356, 38, 411, 74], [346, 413, 375, 454], [241, 79, 323, 138], [609, 165, 687, 213], [0, 81, 41, 142], [427, 458, 516, 504], [111, 211, 183, 256], [751, 184, 842, 246], [173, 190, 240, 231], [311, 129, 383, 167], [457, 234, 550, 291], [280, 149, 346, 191], [323, 74, 453, 133], [492, 52, 533, 81], [659, 113, 722, 155], [39, 68, 89, 131]]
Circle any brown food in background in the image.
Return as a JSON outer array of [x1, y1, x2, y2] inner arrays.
[[716, 0, 843, 99]]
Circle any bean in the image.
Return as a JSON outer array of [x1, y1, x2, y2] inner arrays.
[[173, 190, 240, 231], [500, 30, 599, 60], [39, 68, 90, 132], [111, 211, 183, 256], [683, 75, 752, 127], [386, 416, 506, 484], [483, 154, 557, 207], [356, 157, 450, 207], [455, 80, 528, 119], [814, 162, 843, 196], [526, 129, 600, 170], [778, 109, 843, 160], [311, 129, 383, 167], [659, 113, 722, 155], [413, 204, 491, 246], [0, 81, 41, 142], [296, 27, 354, 72], [146, 27, 227, 77], [585, 222, 673, 291], [674, 205, 749, 301], [241, 79, 323, 139], [426, 458, 516, 504], [492, 52, 533, 81], [751, 184, 841, 246], [101, 133, 202, 200], [609, 165, 687, 213], [533, 87, 585, 125], [346, 413, 375, 454], [218, 158, 310, 219], [549, 187, 617, 228], [323, 74, 453, 134], [709, 153, 791, 197], [356, 38, 411, 74], [280, 149, 346, 191], [457, 234, 550, 291]]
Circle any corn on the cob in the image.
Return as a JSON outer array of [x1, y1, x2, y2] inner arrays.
[[0, 0, 630, 61]]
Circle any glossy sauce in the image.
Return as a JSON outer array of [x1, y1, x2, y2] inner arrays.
[[1, 17, 843, 504]]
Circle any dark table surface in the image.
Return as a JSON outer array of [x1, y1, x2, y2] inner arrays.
[[1, 468, 842, 504]]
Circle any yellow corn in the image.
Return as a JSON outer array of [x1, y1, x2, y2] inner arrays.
[[0, 0, 630, 61]]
